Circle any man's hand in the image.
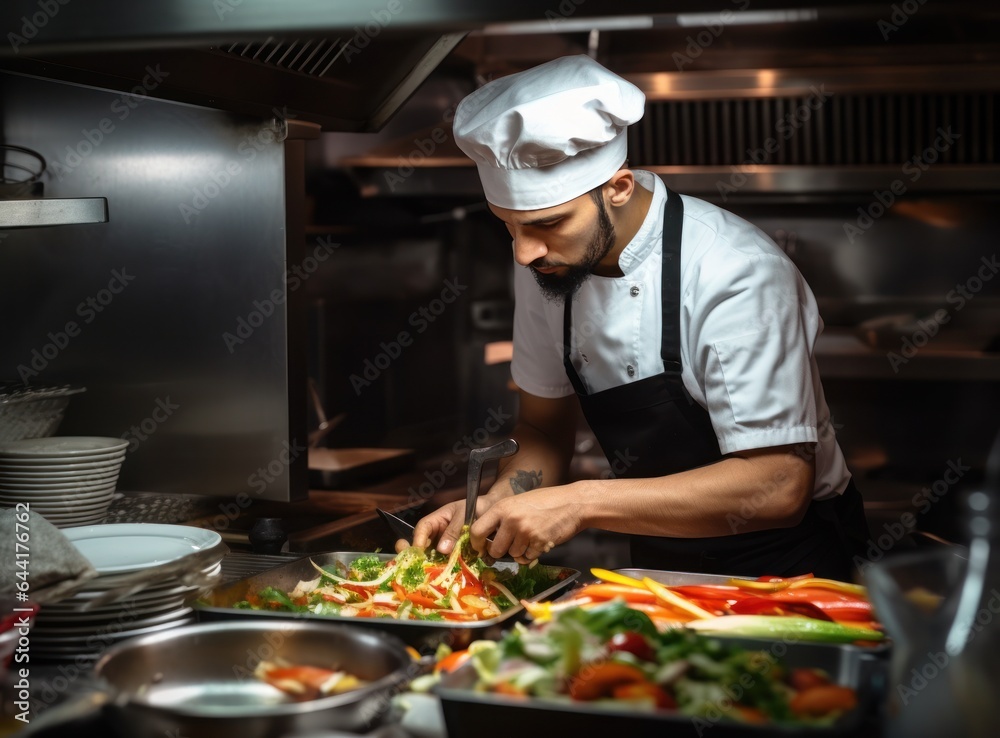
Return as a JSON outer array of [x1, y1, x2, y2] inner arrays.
[[393, 495, 499, 555], [469, 485, 584, 565]]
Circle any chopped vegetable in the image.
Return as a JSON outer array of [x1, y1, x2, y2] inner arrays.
[[560, 571, 882, 642], [685, 615, 884, 643], [234, 534, 563, 622], [591, 568, 646, 588], [470, 604, 860, 726], [254, 659, 367, 702], [642, 577, 715, 620]]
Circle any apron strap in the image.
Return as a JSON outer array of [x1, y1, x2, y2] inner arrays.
[[660, 188, 684, 376], [562, 296, 588, 395], [563, 185, 685, 394]]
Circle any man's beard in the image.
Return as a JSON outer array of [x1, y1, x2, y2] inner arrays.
[[530, 198, 616, 302]]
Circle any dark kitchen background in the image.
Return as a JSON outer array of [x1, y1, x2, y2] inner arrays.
[[1, 1, 999, 562]]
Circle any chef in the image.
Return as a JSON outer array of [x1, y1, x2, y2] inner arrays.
[[400, 55, 870, 580]]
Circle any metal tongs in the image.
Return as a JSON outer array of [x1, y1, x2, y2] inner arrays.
[[464, 438, 519, 552]]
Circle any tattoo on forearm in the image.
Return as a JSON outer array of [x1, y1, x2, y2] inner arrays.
[[510, 469, 542, 495]]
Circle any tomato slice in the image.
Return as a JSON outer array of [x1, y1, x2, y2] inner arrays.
[[434, 650, 472, 674], [612, 682, 676, 709], [569, 662, 647, 701]]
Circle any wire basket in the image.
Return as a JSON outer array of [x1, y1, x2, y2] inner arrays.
[[0, 384, 86, 442]]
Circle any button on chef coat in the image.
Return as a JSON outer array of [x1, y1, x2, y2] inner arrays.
[[511, 171, 851, 501]]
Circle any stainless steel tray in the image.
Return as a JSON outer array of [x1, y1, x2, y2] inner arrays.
[[436, 636, 888, 737], [195, 552, 579, 653]]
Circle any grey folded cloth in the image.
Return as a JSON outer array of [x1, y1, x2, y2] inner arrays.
[[0, 508, 98, 605]]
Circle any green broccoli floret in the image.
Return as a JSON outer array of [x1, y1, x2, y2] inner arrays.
[[348, 554, 384, 582], [400, 560, 425, 590]]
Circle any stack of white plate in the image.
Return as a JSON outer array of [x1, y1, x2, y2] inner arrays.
[[31, 524, 225, 663], [0, 436, 128, 527]]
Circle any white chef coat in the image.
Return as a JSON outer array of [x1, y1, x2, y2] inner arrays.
[[510, 170, 851, 501]]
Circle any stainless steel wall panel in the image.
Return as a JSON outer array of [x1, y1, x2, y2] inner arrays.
[[0, 71, 305, 502]]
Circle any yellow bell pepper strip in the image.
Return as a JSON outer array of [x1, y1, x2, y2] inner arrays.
[[575, 583, 658, 604], [522, 597, 595, 623], [642, 577, 715, 620], [686, 615, 884, 643], [590, 568, 646, 589], [785, 578, 869, 598], [727, 578, 793, 592]]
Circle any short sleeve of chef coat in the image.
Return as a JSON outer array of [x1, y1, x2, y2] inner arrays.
[[682, 209, 821, 455]]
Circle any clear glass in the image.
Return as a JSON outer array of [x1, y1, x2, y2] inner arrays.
[[865, 490, 1000, 738]]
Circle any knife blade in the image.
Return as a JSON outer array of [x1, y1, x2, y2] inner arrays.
[[377, 507, 502, 553]]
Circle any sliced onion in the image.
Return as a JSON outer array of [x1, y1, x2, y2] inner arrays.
[[461, 595, 490, 611], [309, 558, 398, 587], [487, 578, 520, 609]]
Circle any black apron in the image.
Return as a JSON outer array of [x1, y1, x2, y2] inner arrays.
[[563, 188, 870, 580]]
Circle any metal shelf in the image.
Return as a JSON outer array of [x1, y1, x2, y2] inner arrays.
[[0, 197, 108, 228]]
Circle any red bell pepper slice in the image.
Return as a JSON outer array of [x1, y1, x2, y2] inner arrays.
[[729, 596, 834, 621], [459, 559, 484, 594], [766, 588, 874, 621], [405, 592, 440, 609]]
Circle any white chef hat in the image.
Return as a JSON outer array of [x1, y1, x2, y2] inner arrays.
[[452, 55, 646, 211]]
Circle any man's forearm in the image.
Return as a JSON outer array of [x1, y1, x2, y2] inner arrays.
[[576, 445, 816, 538], [489, 420, 574, 499]]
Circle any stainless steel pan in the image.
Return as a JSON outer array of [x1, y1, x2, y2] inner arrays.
[[22, 620, 416, 738]]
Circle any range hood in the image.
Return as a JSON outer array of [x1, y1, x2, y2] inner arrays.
[[327, 1, 1000, 196], [0, 0, 687, 133]]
